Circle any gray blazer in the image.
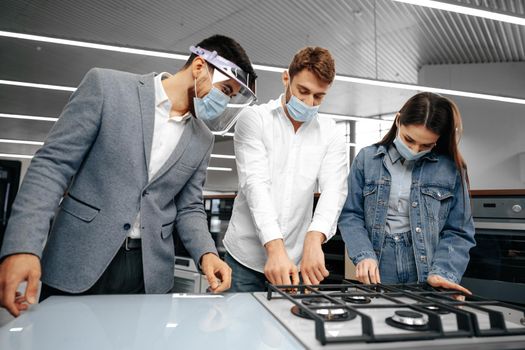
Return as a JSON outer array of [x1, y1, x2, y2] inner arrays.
[[0, 68, 217, 293]]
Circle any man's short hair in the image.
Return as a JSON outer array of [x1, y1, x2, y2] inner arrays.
[[183, 34, 257, 84], [288, 47, 335, 84]]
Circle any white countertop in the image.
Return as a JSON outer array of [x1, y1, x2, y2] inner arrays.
[[0, 293, 304, 350]]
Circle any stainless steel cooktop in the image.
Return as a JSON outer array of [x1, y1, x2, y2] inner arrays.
[[253, 280, 525, 349]]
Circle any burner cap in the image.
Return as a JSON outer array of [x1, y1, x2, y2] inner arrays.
[[342, 295, 372, 304], [291, 305, 357, 322], [424, 305, 450, 315], [395, 310, 424, 320], [385, 310, 429, 331]]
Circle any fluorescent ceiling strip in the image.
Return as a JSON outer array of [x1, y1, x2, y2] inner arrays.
[[0, 31, 189, 60], [207, 166, 232, 172], [334, 75, 525, 105], [319, 112, 393, 122], [252, 64, 286, 73], [0, 79, 76, 92], [0, 113, 59, 122], [1, 31, 524, 104], [391, 0, 525, 26], [0, 153, 34, 159], [0, 138, 44, 146], [210, 154, 236, 159]]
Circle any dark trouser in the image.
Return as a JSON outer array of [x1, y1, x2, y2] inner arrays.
[[224, 252, 268, 293], [40, 244, 145, 302]]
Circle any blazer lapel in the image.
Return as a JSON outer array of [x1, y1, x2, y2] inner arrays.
[[137, 73, 156, 172], [149, 117, 195, 184]]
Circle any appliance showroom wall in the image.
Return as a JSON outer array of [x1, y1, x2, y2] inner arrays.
[[419, 62, 525, 190]]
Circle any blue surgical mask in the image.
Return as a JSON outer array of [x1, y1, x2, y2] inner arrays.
[[193, 87, 230, 121], [285, 94, 319, 123], [394, 133, 431, 161], [193, 68, 230, 121]]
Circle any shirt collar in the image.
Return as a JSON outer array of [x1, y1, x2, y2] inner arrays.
[[388, 144, 403, 164], [154, 72, 191, 122]]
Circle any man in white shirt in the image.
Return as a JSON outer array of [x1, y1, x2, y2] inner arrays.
[[223, 47, 348, 292]]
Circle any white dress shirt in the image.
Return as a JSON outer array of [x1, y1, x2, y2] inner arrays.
[[129, 72, 190, 239], [223, 95, 348, 272]]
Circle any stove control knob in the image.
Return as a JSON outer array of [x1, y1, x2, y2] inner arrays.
[[512, 204, 522, 213]]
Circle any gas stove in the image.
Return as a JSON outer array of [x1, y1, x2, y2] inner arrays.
[[253, 280, 525, 349]]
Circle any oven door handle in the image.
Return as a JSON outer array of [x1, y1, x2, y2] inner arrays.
[[474, 221, 525, 231]]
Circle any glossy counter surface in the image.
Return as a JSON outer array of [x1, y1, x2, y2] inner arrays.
[[0, 293, 304, 350]]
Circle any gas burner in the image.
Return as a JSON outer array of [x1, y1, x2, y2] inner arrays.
[[302, 297, 332, 307], [342, 295, 372, 304], [291, 305, 357, 322], [386, 310, 429, 331], [423, 305, 450, 315]]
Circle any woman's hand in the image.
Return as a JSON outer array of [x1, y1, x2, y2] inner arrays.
[[427, 274, 472, 300], [355, 258, 381, 284]]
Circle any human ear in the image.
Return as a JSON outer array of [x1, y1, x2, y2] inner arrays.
[[282, 70, 290, 87], [191, 57, 207, 80]]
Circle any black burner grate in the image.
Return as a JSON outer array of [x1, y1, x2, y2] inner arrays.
[[265, 280, 525, 345]]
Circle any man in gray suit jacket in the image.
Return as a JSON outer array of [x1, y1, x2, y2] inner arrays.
[[0, 35, 257, 317]]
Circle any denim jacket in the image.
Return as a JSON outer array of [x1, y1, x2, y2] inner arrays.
[[338, 144, 476, 284]]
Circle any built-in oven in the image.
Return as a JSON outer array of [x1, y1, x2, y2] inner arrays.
[[461, 195, 525, 305], [205, 196, 233, 259], [171, 196, 234, 293], [171, 228, 209, 293], [0, 160, 21, 251]]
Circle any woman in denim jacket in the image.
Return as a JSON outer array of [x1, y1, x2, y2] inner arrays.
[[339, 92, 475, 293]]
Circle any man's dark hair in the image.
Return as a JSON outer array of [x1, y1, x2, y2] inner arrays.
[[183, 34, 257, 84]]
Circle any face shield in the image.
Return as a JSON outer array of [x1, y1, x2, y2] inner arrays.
[[190, 45, 257, 134]]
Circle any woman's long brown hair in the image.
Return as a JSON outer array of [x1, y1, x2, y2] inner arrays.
[[378, 92, 470, 190]]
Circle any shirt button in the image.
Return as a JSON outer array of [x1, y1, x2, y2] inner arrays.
[[412, 201, 418, 208], [123, 223, 131, 230], [415, 227, 422, 233], [420, 255, 427, 262]]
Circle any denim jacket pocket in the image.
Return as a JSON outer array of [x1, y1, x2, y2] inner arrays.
[[421, 186, 454, 222]]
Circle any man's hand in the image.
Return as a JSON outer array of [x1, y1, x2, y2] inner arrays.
[[427, 274, 471, 300], [300, 231, 329, 285], [264, 239, 299, 286], [200, 253, 232, 293], [0, 253, 41, 317], [355, 258, 381, 284]]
